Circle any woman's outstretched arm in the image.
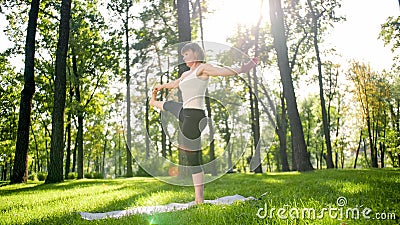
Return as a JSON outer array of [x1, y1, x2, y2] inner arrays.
[[198, 57, 258, 78], [154, 77, 182, 91]]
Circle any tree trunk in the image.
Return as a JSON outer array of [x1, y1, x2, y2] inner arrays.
[[380, 142, 385, 168], [125, 2, 133, 177], [71, 50, 84, 179], [259, 81, 289, 172], [145, 70, 150, 160], [2, 161, 7, 181], [160, 76, 167, 158], [102, 135, 107, 178], [366, 116, 378, 167], [398, 153, 400, 168], [161, 119, 167, 158], [118, 131, 122, 176], [224, 117, 232, 172], [177, 0, 191, 177], [250, 13, 262, 173], [65, 83, 74, 179], [33, 125, 40, 172], [247, 72, 256, 167], [363, 139, 369, 166], [11, 0, 40, 184], [205, 93, 216, 176], [72, 124, 78, 173], [269, 0, 313, 171], [354, 130, 362, 169], [87, 150, 91, 173], [306, 0, 334, 169], [76, 113, 84, 178], [277, 93, 290, 171], [334, 96, 341, 169], [95, 155, 100, 173], [320, 142, 324, 168], [380, 111, 387, 168], [396, 100, 400, 167], [44, 127, 50, 169], [30, 125, 38, 173], [155, 46, 168, 159], [9, 158, 12, 181], [197, 0, 215, 176], [46, 0, 72, 183]]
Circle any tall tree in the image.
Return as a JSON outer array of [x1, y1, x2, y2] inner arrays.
[[124, 0, 133, 177], [0, 55, 21, 181], [11, 0, 40, 184], [277, 93, 290, 171], [305, 0, 343, 169], [380, 16, 400, 167], [71, 49, 84, 178], [347, 62, 386, 168], [250, 8, 263, 173], [107, 0, 135, 177], [69, 0, 117, 179], [269, 0, 313, 171], [46, 0, 72, 183], [177, 0, 191, 176]]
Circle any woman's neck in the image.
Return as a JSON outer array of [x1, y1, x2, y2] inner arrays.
[[190, 62, 201, 70]]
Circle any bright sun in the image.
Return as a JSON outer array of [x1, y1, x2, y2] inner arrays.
[[203, 0, 269, 43], [226, 0, 268, 26]]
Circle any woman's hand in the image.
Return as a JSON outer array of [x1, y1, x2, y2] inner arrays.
[[240, 57, 258, 73], [154, 84, 164, 92]]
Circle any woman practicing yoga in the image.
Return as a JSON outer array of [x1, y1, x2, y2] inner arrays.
[[150, 42, 257, 204]]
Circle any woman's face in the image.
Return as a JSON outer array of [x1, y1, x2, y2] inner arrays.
[[182, 49, 197, 67]]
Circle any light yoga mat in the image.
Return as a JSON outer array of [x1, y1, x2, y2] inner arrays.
[[79, 194, 255, 220]]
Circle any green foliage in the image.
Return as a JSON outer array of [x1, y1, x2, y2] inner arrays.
[[346, 62, 398, 167], [380, 16, 400, 73], [0, 55, 22, 171], [37, 172, 47, 181], [28, 173, 37, 181], [83, 172, 103, 179], [380, 16, 400, 53], [135, 165, 152, 177], [67, 172, 78, 179], [28, 172, 48, 182], [83, 172, 93, 179]]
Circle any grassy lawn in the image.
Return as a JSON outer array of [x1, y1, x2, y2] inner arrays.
[[1, 169, 399, 225]]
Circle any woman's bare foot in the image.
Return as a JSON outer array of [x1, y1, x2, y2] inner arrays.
[[195, 197, 204, 204], [192, 172, 204, 204]]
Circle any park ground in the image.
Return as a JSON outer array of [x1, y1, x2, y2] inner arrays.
[[0, 169, 399, 225]]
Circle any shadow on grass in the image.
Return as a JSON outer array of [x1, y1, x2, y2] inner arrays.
[[0, 177, 158, 196], [207, 169, 400, 208], [24, 180, 190, 225]]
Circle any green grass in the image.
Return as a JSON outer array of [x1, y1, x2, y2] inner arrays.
[[1, 169, 399, 224]]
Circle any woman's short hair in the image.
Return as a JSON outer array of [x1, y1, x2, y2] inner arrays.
[[181, 42, 205, 63]]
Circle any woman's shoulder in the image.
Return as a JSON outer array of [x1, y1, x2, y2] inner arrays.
[[196, 64, 210, 80], [196, 63, 211, 74]]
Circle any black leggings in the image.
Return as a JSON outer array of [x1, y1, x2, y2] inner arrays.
[[163, 101, 206, 174]]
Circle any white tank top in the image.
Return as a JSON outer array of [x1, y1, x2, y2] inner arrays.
[[179, 67, 209, 109]]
